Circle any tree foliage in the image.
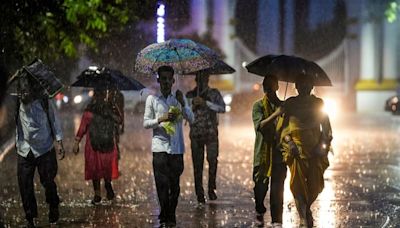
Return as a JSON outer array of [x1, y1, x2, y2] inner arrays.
[[0, 0, 156, 69], [385, 1, 400, 22]]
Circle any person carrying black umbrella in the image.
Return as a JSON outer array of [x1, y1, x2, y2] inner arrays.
[[260, 77, 332, 227], [251, 75, 286, 227], [12, 63, 65, 227], [109, 89, 124, 160], [186, 72, 226, 203], [73, 90, 122, 204]]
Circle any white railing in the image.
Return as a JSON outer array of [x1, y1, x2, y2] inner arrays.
[[316, 39, 349, 95], [233, 39, 260, 92]]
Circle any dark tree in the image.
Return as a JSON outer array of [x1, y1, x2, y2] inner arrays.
[[0, 0, 157, 75]]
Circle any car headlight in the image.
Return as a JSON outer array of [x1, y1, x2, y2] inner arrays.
[[223, 94, 233, 105], [322, 98, 339, 119], [73, 95, 83, 104], [63, 96, 69, 103]]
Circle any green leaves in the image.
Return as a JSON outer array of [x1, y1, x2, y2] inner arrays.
[[385, 1, 399, 22], [1, 0, 157, 66], [61, 36, 77, 57]]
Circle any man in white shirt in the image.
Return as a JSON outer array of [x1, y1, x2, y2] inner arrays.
[[143, 66, 194, 227]]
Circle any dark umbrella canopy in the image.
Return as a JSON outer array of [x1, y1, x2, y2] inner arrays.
[[8, 59, 64, 98], [246, 55, 332, 86], [185, 59, 235, 75], [71, 67, 145, 91]]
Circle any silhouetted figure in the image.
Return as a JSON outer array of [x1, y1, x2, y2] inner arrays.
[[252, 76, 286, 227], [261, 77, 332, 227], [109, 89, 124, 159], [186, 73, 225, 203], [0, 64, 8, 105]]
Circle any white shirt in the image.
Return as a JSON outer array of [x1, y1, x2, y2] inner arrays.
[[143, 92, 194, 154], [16, 99, 63, 158]]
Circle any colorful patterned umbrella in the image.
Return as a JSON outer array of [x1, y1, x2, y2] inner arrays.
[[184, 59, 235, 75], [135, 39, 219, 75]]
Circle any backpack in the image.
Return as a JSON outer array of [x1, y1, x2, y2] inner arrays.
[[89, 110, 115, 152]]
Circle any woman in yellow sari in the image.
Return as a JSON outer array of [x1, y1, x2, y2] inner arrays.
[[260, 78, 332, 227]]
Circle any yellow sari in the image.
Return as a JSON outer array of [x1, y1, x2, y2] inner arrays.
[[260, 95, 277, 177], [278, 95, 330, 205]]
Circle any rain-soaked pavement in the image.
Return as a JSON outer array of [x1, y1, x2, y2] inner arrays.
[[1, 109, 400, 227]]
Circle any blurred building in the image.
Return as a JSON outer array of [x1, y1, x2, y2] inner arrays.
[[164, 0, 399, 113]]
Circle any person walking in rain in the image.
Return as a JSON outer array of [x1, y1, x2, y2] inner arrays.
[[143, 66, 194, 227], [73, 90, 121, 204], [0, 63, 8, 105], [252, 75, 286, 227], [109, 89, 124, 160], [14, 72, 65, 227], [261, 77, 332, 227], [186, 72, 225, 203]]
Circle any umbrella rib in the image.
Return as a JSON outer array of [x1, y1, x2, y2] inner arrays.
[[152, 50, 163, 74], [173, 47, 185, 75]]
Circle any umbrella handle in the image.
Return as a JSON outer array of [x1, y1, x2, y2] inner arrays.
[[7, 70, 20, 85]]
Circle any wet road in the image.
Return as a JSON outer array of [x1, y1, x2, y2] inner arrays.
[[1, 110, 400, 227]]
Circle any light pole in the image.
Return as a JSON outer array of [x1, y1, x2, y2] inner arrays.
[[157, 2, 165, 43]]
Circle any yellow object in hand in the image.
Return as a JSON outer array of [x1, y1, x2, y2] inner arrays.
[[163, 106, 182, 135]]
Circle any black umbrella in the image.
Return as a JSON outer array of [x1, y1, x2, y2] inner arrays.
[[71, 67, 145, 91], [185, 59, 236, 75], [8, 59, 64, 98], [245, 55, 332, 86], [184, 59, 235, 95]]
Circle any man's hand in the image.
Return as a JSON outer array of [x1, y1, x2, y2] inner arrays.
[[288, 141, 300, 157], [175, 90, 185, 107], [158, 112, 176, 123], [55, 140, 65, 160], [73, 140, 80, 155], [192, 96, 205, 107]]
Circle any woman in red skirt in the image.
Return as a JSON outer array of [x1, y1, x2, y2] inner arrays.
[[73, 90, 121, 204]]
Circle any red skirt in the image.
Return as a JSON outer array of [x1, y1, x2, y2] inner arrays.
[[84, 133, 119, 180], [76, 111, 119, 181]]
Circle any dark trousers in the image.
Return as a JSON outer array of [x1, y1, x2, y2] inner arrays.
[[191, 138, 218, 197], [270, 162, 287, 223], [152, 152, 184, 223], [253, 162, 287, 223], [17, 149, 60, 221]]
